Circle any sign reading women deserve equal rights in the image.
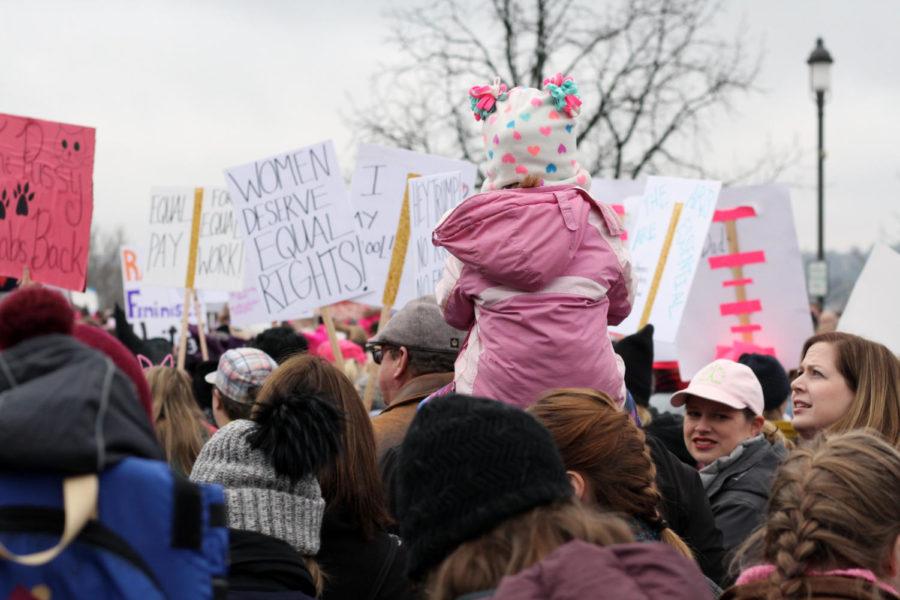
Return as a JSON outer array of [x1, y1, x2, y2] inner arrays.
[[224, 140, 369, 321]]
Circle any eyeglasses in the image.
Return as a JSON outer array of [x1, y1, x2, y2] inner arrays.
[[366, 342, 458, 365]]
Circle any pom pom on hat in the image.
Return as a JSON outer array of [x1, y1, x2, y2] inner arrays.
[[469, 78, 509, 121], [0, 286, 75, 350]]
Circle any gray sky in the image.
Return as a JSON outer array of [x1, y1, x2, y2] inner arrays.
[[3, 0, 898, 252]]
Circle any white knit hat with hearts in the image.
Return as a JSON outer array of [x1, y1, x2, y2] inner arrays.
[[470, 74, 591, 192]]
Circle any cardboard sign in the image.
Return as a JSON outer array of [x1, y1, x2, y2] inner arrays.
[[225, 140, 367, 321], [838, 244, 900, 354], [0, 113, 95, 290], [612, 176, 720, 359], [590, 178, 646, 239], [675, 185, 814, 379], [141, 187, 245, 291], [120, 245, 203, 339], [349, 144, 477, 305], [404, 171, 465, 302]]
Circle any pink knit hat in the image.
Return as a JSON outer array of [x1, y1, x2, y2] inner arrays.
[[470, 74, 591, 192]]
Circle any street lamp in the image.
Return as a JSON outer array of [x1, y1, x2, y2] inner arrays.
[[807, 38, 833, 310]]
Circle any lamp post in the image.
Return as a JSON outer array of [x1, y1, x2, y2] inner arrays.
[[807, 38, 833, 309]]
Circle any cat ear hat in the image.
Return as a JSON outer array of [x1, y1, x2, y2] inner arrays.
[[470, 74, 591, 192]]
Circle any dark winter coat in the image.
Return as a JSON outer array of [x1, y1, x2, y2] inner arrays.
[[647, 435, 727, 586], [318, 509, 416, 600], [459, 540, 713, 600], [0, 333, 162, 472], [228, 529, 317, 600], [703, 437, 787, 557]]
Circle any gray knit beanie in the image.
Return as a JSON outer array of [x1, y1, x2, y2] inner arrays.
[[191, 419, 325, 555]]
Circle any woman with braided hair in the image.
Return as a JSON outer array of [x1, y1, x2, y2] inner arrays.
[[529, 388, 727, 588], [725, 431, 900, 599]]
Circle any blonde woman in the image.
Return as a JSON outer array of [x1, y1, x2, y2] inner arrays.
[[145, 366, 211, 476], [725, 430, 900, 599], [792, 332, 900, 446]]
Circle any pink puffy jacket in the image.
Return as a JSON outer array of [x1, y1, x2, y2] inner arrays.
[[433, 185, 633, 408]]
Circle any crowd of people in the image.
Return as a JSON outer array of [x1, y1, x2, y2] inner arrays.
[[0, 73, 898, 600]]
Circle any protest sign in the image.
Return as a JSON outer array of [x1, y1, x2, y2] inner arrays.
[[0, 113, 95, 290], [406, 171, 465, 300], [838, 244, 900, 354], [120, 245, 203, 340], [225, 140, 367, 321], [612, 176, 720, 360], [349, 144, 476, 305], [590, 178, 646, 240], [226, 285, 314, 328], [675, 185, 813, 379], [142, 187, 245, 291]]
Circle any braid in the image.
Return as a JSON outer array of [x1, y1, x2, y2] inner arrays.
[[766, 476, 820, 599]]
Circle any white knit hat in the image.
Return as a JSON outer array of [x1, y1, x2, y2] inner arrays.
[[470, 74, 591, 192]]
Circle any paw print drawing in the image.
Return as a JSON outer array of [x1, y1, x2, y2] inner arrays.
[[14, 182, 34, 217], [0, 189, 8, 220]]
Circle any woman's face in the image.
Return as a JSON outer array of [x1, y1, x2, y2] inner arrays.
[[683, 396, 760, 467], [791, 342, 855, 439]]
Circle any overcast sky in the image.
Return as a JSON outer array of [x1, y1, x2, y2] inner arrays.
[[3, 0, 898, 252]]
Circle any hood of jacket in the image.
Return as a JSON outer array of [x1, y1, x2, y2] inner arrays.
[[0, 334, 163, 473], [487, 540, 712, 600], [433, 185, 624, 292]]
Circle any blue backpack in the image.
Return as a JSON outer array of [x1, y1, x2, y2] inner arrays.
[[0, 457, 229, 599]]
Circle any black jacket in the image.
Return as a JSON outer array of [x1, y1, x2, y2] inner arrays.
[[0, 334, 162, 472], [228, 529, 317, 599], [648, 435, 727, 586], [318, 510, 416, 600], [704, 437, 786, 558]]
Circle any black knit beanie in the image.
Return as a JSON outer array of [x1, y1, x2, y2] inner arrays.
[[738, 353, 790, 413], [613, 324, 654, 406], [396, 394, 572, 580]]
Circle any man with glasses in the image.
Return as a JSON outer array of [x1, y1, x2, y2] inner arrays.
[[368, 296, 465, 462]]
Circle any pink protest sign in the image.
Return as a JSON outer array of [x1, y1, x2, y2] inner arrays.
[[0, 113, 95, 290]]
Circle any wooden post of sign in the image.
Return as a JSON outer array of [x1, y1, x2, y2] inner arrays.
[[18, 267, 32, 287], [724, 221, 754, 342], [321, 306, 345, 371], [362, 173, 420, 410], [192, 289, 209, 361], [638, 202, 685, 329], [176, 188, 205, 370]]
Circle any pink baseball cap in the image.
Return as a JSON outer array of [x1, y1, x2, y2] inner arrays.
[[670, 359, 764, 415]]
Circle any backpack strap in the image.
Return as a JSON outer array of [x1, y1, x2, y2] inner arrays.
[[0, 473, 99, 565]]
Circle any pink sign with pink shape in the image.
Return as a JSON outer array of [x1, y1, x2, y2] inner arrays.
[[0, 113, 95, 290]]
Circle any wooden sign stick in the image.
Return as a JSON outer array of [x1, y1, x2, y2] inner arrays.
[[724, 220, 754, 342], [177, 188, 204, 370], [639, 202, 685, 329], [362, 173, 419, 410], [192, 289, 209, 361], [321, 305, 345, 371]]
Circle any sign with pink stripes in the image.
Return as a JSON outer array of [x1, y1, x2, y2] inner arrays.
[[676, 185, 813, 380]]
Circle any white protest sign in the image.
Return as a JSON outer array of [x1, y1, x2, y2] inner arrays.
[[349, 144, 477, 305], [612, 176, 720, 360], [404, 171, 465, 303], [675, 185, 814, 379], [141, 187, 245, 291], [226, 286, 314, 328], [225, 140, 367, 321], [591, 178, 647, 238], [838, 244, 900, 354], [120, 245, 203, 339]]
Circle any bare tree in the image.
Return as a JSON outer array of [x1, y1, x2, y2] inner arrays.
[[351, 0, 762, 180], [87, 224, 126, 312]]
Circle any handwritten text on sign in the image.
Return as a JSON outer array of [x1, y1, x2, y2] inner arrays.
[[349, 144, 477, 306], [225, 140, 367, 319], [407, 171, 464, 299], [613, 176, 720, 350], [0, 113, 95, 290], [143, 187, 245, 291]]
